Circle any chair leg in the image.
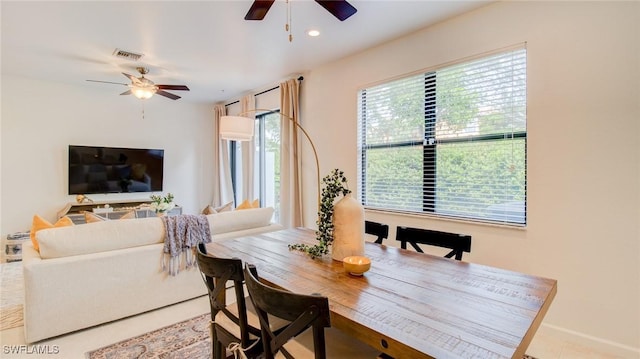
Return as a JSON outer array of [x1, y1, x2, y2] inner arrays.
[[211, 321, 224, 359], [214, 338, 224, 359]]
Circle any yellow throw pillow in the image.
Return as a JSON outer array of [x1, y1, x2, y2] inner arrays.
[[235, 199, 251, 210], [30, 215, 74, 251], [235, 199, 260, 210]]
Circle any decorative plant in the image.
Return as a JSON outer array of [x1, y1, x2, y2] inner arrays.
[[289, 169, 351, 259], [150, 193, 175, 213]]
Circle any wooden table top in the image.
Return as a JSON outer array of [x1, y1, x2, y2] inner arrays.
[[207, 228, 557, 359]]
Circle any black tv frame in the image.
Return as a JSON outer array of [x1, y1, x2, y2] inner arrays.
[[68, 145, 164, 195]]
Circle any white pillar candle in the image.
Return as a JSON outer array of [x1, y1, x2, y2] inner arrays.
[[332, 194, 365, 261]]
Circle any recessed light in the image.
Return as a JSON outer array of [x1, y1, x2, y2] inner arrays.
[[307, 29, 320, 37]]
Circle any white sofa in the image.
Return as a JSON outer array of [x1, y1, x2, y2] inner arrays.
[[22, 207, 282, 343]]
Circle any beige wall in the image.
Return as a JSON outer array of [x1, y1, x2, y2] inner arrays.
[[1, 75, 214, 234], [301, 1, 639, 356]]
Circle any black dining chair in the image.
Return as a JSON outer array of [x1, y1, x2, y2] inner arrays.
[[395, 226, 472, 261], [243, 263, 380, 359], [196, 243, 263, 359], [365, 220, 390, 244]]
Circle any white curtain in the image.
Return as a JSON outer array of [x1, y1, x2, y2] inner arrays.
[[240, 95, 256, 203], [213, 104, 234, 206], [280, 78, 303, 227]]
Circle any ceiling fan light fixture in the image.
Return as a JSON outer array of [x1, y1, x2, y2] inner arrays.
[[132, 86, 156, 100]]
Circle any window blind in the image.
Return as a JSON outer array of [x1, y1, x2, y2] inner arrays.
[[358, 48, 527, 225]]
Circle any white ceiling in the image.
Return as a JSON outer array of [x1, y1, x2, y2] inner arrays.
[[1, 0, 490, 104]]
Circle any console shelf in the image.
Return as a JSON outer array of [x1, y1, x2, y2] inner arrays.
[[57, 199, 154, 219], [58, 199, 182, 224]]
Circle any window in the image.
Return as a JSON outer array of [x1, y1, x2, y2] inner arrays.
[[230, 111, 282, 221], [357, 48, 527, 225]]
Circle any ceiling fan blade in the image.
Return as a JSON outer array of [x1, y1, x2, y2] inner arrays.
[[315, 0, 357, 21], [86, 79, 128, 86], [157, 85, 190, 91], [120, 90, 132, 96], [244, 0, 275, 20], [122, 72, 142, 84], [156, 90, 181, 100]]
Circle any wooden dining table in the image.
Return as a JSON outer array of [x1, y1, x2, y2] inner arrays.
[[206, 228, 557, 359]]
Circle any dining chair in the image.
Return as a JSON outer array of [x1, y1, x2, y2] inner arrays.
[[196, 243, 263, 359], [395, 226, 472, 261], [365, 220, 390, 244], [243, 263, 381, 359]]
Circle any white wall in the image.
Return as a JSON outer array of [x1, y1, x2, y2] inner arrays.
[[1, 75, 214, 234], [301, 1, 639, 356]]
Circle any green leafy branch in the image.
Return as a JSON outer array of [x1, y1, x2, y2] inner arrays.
[[289, 169, 351, 259]]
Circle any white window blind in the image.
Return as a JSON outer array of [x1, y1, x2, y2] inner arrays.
[[358, 48, 527, 225]]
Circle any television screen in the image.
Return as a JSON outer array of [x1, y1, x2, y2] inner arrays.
[[68, 145, 164, 195]]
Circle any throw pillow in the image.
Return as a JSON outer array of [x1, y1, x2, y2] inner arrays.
[[216, 201, 234, 212], [202, 205, 215, 215], [236, 199, 260, 210], [202, 201, 234, 214], [30, 215, 74, 251]]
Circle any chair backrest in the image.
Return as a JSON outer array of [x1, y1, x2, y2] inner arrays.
[[243, 264, 331, 359], [196, 243, 256, 349], [365, 220, 389, 244], [395, 226, 471, 261]]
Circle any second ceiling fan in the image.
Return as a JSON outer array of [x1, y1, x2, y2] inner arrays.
[[244, 0, 357, 22]]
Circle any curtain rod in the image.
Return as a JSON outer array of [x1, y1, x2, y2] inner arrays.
[[225, 76, 303, 107]]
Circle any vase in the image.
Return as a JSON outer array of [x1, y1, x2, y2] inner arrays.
[[331, 194, 365, 262]]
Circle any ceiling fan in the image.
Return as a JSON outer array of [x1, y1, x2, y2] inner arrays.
[[244, 0, 357, 21], [87, 67, 189, 100]]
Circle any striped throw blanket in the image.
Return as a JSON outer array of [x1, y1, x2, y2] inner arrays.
[[161, 214, 211, 276]]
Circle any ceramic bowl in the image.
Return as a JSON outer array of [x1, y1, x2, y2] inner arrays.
[[343, 256, 371, 276]]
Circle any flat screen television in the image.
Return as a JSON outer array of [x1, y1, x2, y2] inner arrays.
[[68, 145, 164, 195]]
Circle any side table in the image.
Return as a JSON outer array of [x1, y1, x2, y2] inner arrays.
[[2, 231, 30, 263]]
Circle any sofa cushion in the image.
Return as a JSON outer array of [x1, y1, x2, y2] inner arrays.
[[207, 207, 274, 235], [37, 217, 164, 259]]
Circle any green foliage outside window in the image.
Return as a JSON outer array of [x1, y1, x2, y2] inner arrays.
[[360, 49, 527, 224]]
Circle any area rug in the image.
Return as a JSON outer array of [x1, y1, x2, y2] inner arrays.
[[86, 313, 211, 359], [86, 312, 539, 359], [0, 261, 24, 330]]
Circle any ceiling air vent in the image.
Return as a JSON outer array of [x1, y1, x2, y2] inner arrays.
[[112, 48, 144, 61]]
